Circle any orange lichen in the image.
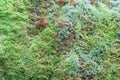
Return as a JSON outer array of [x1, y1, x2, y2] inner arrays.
[[58, 0, 65, 5], [36, 16, 48, 26]]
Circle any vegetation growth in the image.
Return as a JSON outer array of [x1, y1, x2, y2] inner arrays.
[[0, 0, 120, 80]]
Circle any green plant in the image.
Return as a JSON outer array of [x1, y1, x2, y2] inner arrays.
[[0, 0, 120, 80]]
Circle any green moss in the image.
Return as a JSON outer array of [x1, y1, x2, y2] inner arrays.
[[0, 0, 119, 80]]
